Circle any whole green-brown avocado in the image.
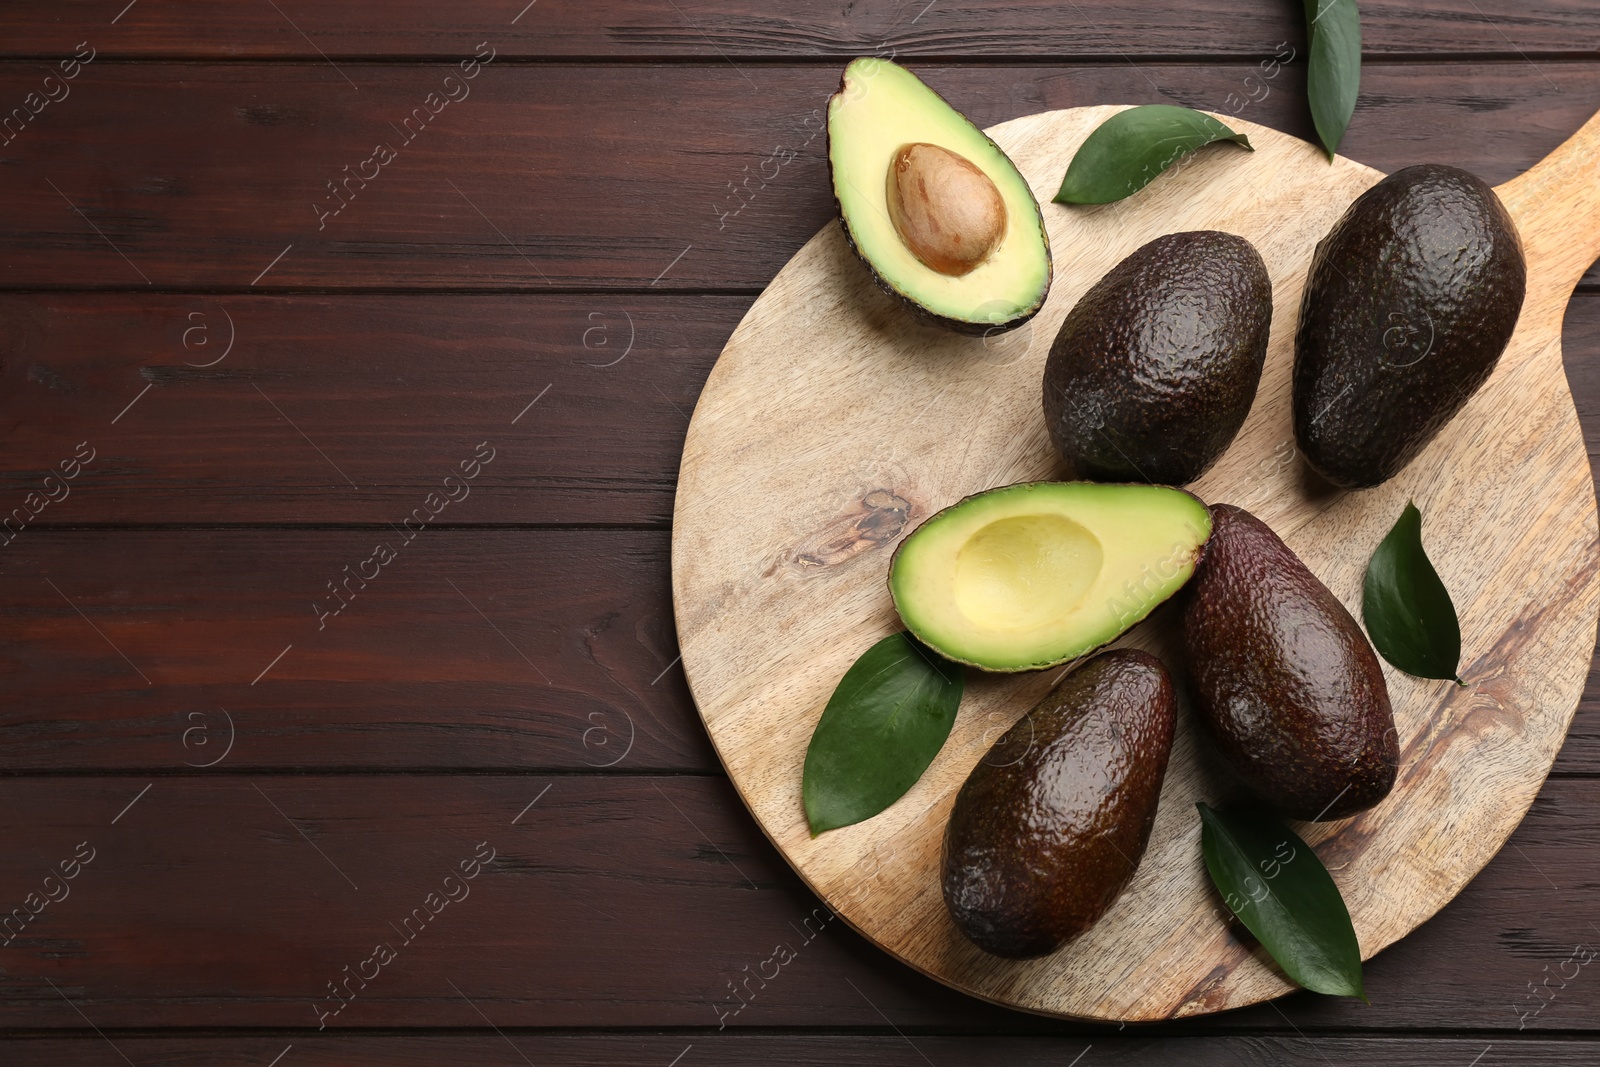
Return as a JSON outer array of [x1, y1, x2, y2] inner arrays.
[[1042, 230, 1273, 486], [1293, 164, 1526, 488], [942, 648, 1175, 959], [1181, 504, 1398, 820]]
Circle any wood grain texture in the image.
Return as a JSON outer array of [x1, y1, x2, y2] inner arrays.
[[0, 1036, 1587, 1066], [13, 525, 1600, 776], [674, 105, 1600, 1019], [2, 62, 1599, 291], [0, 773, 1590, 1032], [2, 0, 1600, 1052], [1, 1, 1596, 58], [0, 530, 700, 771], [10, 291, 1600, 530], [0, 293, 721, 526]]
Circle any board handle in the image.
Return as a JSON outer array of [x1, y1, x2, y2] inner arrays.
[[1496, 106, 1600, 318]]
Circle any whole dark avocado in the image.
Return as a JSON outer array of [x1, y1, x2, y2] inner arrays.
[[1294, 164, 1527, 488], [942, 648, 1175, 958], [1181, 504, 1398, 821], [1042, 230, 1273, 485]]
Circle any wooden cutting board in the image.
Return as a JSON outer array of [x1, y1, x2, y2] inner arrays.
[[670, 103, 1600, 1021]]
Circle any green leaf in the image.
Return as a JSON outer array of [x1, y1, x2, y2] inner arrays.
[[1304, 0, 1361, 160], [1362, 501, 1463, 682], [803, 632, 964, 835], [1197, 803, 1365, 999], [1053, 105, 1253, 206]]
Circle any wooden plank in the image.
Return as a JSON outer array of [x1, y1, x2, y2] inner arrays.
[[0, 293, 729, 526], [3, 524, 1600, 775], [0, 1035, 1577, 1066], [3, 287, 1600, 531], [0, 530, 706, 771], [0, 773, 1594, 1030], [0, 62, 1596, 290], [1, 1, 1595, 59]]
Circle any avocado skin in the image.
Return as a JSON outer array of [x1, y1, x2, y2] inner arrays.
[[942, 648, 1175, 958], [1182, 504, 1398, 821], [1294, 164, 1526, 488], [1042, 230, 1272, 485]]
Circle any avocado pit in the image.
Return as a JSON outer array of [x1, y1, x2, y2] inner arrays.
[[886, 142, 1007, 276]]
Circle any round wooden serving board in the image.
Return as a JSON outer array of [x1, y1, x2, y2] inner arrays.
[[671, 103, 1600, 1020]]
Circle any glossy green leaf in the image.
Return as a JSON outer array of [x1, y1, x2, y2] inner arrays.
[[1304, 0, 1361, 160], [1053, 105, 1253, 205], [1198, 803, 1365, 999], [803, 632, 964, 835], [1363, 501, 1462, 682]]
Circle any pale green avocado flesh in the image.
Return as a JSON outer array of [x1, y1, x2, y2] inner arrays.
[[828, 57, 1051, 332], [889, 482, 1212, 671]]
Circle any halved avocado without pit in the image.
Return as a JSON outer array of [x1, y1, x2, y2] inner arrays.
[[889, 482, 1212, 671], [828, 58, 1052, 334]]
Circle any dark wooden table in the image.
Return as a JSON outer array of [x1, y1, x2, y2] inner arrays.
[[0, 2, 1597, 1063]]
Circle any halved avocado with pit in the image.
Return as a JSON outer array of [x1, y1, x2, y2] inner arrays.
[[889, 482, 1211, 671], [828, 58, 1052, 335]]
